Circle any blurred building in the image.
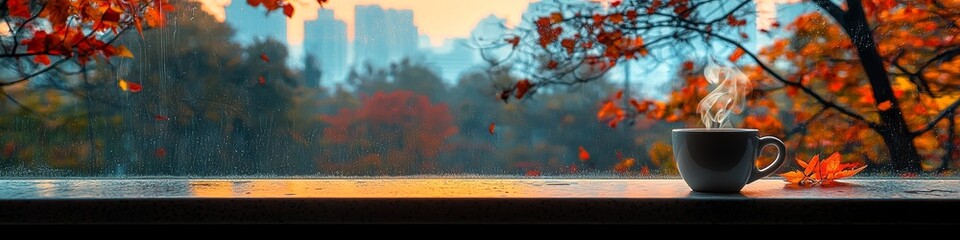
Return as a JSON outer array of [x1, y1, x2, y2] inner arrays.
[[304, 9, 348, 84], [354, 5, 420, 68], [224, 2, 287, 46], [423, 39, 480, 82]]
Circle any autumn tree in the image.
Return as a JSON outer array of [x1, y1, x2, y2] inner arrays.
[[319, 90, 458, 175], [492, 0, 960, 173], [1, 0, 172, 91]]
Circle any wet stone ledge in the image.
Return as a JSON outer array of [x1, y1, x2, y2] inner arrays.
[[0, 179, 957, 224]]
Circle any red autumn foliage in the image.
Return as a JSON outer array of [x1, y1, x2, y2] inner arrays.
[[320, 91, 458, 174], [3, 0, 173, 67], [493, 0, 960, 173], [514, 79, 533, 99]]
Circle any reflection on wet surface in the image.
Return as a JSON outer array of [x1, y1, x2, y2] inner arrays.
[[0, 179, 958, 199]]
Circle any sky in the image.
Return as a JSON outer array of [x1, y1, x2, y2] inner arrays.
[[196, 0, 540, 47]]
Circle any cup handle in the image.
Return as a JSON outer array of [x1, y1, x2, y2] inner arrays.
[[748, 136, 787, 184]]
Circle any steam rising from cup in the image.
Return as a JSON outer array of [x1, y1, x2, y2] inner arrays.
[[697, 61, 752, 128]]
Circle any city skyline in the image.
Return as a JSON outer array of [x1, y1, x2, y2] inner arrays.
[[304, 9, 348, 83]]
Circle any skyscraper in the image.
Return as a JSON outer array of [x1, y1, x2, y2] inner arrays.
[[225, 2, 287, 46], [354, 5, 420, 68], [304, 9, 348, 84]]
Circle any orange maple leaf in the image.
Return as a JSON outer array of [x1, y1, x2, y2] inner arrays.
[[779, 152, 866, 187]]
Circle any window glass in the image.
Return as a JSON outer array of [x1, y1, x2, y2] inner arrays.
[[1, 0, 957, 178]]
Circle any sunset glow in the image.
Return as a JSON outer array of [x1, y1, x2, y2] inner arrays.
[[197, 0, 538, 47]]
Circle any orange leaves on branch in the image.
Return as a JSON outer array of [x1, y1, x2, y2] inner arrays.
[[546, 60, 558, 69], [506, 36, 521, 48], [625, 10, 638, 21], [282, 3, 295, 18], [561, 38, 577, 55], [34, 55, 51, 65], [514, 79, 532, 99], [630, 99, 652, 113], [728, 48, 745, 62], [578, 146, 590, 161], [247, 0, 301, 18], [682, 61, 694, 71], [597, 101, 626, 128], [145, 2, 175, 28], [726, 15, 747, 27], [647, 0, 661, 14], [779, 152, 867, 187], [536, 16, 563, 47], [7, 0, 32, 18]]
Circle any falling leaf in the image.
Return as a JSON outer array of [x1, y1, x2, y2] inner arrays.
[[779, 152, 866, 187], [2, 142, 15, 158], [682, 61, 694, 70], [877, 100, 892, 111], [728, 48, 745, 62], [488, 122, 495, 134], [155, 115, 170, 121], [118, 79, 129, 91], [258, 76, 266, 85], [578, 146, 590, 161], [260, 53, 270, 63], [615, 90, 624, 99], [116, 45, 134, 58], [155, 148, 167, 158], [128, 82, 143, 93], [514, 79, 532, 99], [610, 0, 621, 7]]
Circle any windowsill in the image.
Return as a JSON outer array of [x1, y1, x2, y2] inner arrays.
[[1, 179, 958, 224]]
